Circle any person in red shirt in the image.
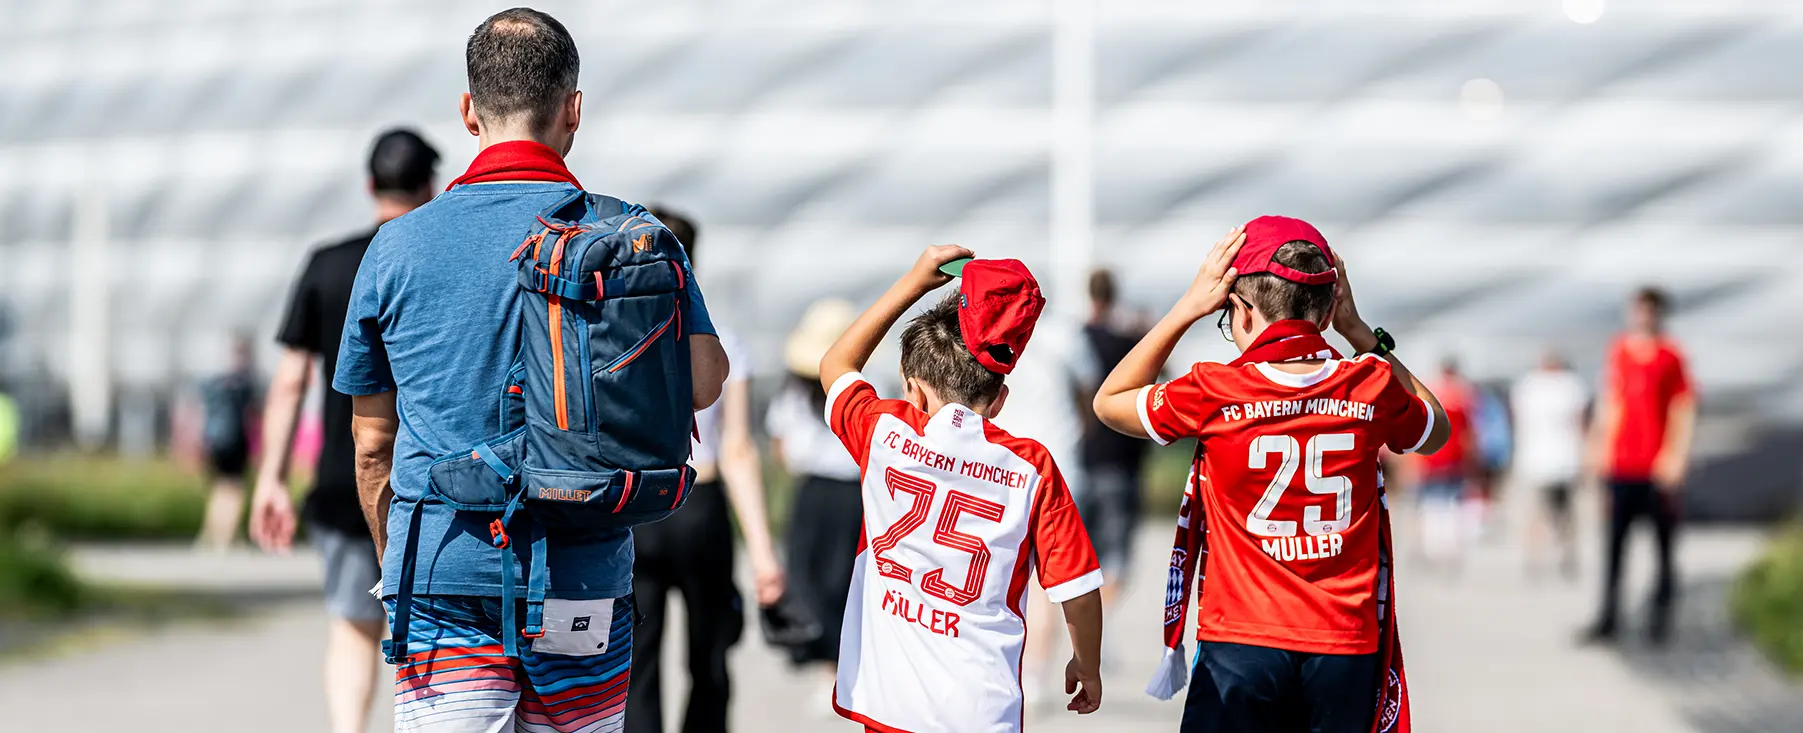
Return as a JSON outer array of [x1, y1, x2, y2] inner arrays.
[[1581, 286, 1696, 645], [1094, 217, 1450, 733], [1409, 360, 1481, 571]]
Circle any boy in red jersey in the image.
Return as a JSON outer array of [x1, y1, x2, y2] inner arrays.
[[819, 245, 1105, 732], [1093, 217, 1450, 733]]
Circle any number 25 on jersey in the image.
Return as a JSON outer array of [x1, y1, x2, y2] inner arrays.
[[1244, 432, 1355, 538], [867, 467, 1004, 607]]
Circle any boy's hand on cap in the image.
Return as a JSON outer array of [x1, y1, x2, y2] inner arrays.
[[1176, 225, 1245, 321], [908, 244, 976, 292], [1329, 253, 1376, 347]]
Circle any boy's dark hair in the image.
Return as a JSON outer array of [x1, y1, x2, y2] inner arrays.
[[1088, 268, 1116, 307], [1232, 241, 1334, 323], [466, 8, 580, 132], [648, 206, 698, 263], [900, 293, 1005, 407], [1634, 285, 1670, 315], [368, 129, 439, 194]]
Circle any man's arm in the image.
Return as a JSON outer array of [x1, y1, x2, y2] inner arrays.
[[819, 244, 973, 392], [249, 347, 312, 552], [1586, 371, 1621, 483], [1061, 590, 1104, 714], [1093, 226, 1244, 437], [690, 334, 729, 410], [351, 392, 400, 555], [1653, 393, 1696, 492], [716, 378, 785, 606]]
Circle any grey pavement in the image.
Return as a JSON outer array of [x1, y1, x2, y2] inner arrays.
[[1, 495, 1797, 733]]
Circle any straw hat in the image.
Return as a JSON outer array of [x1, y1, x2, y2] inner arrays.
[[785, 299, 858, 379]]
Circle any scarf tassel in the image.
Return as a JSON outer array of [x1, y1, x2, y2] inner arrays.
[[1144, 642, 1189, 701]]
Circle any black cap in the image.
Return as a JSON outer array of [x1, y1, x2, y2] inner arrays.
[[368, 129, 439, 194]]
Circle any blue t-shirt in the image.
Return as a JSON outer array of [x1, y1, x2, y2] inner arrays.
[[333, 182, 716, 599]]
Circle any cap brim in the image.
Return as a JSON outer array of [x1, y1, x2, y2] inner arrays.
[[939, 257, 972, 277]]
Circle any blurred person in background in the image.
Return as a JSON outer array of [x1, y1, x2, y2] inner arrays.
[[1510, 348, 1589, 580], [628, 206, 784, 733], [247, 128, 439, 733], [194, 334, 261, 551], [1076, 268, 1147, 608], [1582, 286, 1695, 646], [988, 280, 1097, 707], [764, 299, 862, 706], [1411, 357, 1479, 573]]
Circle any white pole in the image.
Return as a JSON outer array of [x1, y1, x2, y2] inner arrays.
[[1050, 0, 1096, 315], [69, 184, 111, 449]]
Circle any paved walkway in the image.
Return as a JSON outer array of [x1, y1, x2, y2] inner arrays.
[[2, 498, 1797, 732]]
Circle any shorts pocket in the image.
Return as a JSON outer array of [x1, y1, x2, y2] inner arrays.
[[530, 598, 618, 656]]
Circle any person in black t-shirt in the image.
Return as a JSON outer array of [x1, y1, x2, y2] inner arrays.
[[248, 128, 438, 733], [1077, 268, 1148, 608]]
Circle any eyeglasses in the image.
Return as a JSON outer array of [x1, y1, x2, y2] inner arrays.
[[1217, 300, 1235, 342]]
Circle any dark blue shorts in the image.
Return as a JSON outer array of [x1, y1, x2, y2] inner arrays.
[[1180, 640, 1379, 733]]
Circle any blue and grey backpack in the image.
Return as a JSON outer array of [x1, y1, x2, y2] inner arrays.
[[385, 190, 698, 664]]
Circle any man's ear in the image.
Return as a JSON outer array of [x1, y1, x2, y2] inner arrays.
[[460, 93, 481, 137], [560, 91, 583, 155], [980, 385, 1009, 420]]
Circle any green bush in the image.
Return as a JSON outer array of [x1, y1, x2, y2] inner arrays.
[[0, 535, 84, 620], [1732, 520, 1803, 675], [0, 455, 208, 540]]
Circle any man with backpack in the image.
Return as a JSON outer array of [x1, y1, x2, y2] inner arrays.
[[334, 9, 728, 731]]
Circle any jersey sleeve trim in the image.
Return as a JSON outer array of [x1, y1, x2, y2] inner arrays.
[[1402, 394, 1436, 454], [824, 371, 867, 424], [1137, 385, 1171, 446], [1043, 568, 1104, 603]]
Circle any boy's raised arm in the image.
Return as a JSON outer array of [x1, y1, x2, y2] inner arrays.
[[1328, 254, 1452, 455], [1093, 226, 1244, 437], [818, 244, 973, 393]]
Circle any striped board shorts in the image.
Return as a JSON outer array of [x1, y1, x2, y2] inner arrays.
[[388, 595, 634, 733]]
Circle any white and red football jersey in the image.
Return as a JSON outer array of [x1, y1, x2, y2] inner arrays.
[[826, 373, 1102, 733], [1139, 353, 1434, 655]]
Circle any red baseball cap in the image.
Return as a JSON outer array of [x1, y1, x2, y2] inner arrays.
[[1233, 215, 1338, 285], [957, 259, 1045, 375]]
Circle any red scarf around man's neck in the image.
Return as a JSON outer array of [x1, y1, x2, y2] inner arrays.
[[446, 140, 583, 190], [1146, 319, 1411, 733]]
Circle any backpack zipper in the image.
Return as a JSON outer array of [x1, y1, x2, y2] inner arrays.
[[604, 311, 675, 373], [547, 230, 571, 430]]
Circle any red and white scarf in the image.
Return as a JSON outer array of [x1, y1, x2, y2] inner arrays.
[[446, 140, 582, 189], [1145, 320, 1410, 733]]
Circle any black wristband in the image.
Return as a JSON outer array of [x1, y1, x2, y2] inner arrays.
[[1368, 327, 1396, 356]]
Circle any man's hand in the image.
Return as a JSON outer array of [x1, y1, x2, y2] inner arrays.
[[1064, 656, 1102, 714], [1330, 253, 1377, 352], [1651, 451, 1687, 494], [248, 475, 298, 553], [904, 244, 975, 294], [751, 548, 786, 607], [1174, 226, 1245, 322]]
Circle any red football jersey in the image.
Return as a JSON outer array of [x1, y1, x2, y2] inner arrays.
[[1605, 336, 1692, 482], [1140, 353, 1433, 655]]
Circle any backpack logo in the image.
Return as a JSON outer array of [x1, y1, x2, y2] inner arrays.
[[632, 232, 653, 253], [572, 616, 591, 632]]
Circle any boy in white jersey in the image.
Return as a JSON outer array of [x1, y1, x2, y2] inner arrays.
[[819, 245, 1105, 732]]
